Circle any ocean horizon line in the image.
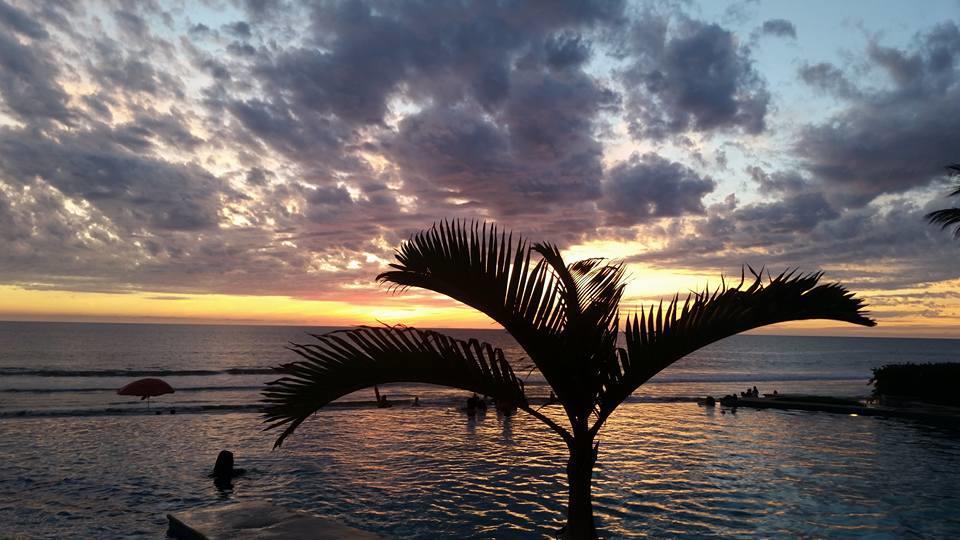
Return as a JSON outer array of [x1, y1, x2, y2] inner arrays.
[[1, 318, 958, 341]]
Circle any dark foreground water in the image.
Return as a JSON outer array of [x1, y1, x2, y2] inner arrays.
[[1, 322, 959, 538]]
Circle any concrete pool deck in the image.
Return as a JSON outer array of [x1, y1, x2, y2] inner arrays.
[[727, 395, 960, 425], [166, 501, 384, 539]]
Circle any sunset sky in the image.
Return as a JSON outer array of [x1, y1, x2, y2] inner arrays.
[[1, 0, 960, 336]]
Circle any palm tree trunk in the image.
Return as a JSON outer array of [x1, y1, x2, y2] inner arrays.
[[563, 434, 597, 539]]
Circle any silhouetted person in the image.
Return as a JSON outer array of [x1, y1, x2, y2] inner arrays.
[[752, 386, 759, 398], [466, 394, 476, 413], [466, 393, 485, 415], [412, 396, 420, 407], [211, 450, 245, 488], [496, 399, 517, 417], [374, 385, 391, 407]]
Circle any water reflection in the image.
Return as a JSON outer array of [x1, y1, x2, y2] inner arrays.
[[498, 415, 513, 444], [1, 404, 959, 538]]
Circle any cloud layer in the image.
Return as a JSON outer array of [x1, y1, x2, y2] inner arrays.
[[0, 0, 957, 321]]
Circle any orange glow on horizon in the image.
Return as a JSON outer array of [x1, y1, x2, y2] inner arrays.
[[2, 277, 959, 337], [0, 285, 496, 328], [2, 240, 959, 336]]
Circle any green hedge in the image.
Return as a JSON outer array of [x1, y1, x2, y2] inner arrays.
[[870, 363, 960, 406]]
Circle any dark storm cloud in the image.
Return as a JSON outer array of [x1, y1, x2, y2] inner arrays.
[[227, 98, 359, 172], [0, 127, 226, 231], [188, 23, 211, 37], [82, 93, 114, 120], [624, 184, 960, 303], [253, 0, 623, 128], [257, 44, 400, 126], [0, 26, 72, 124], [114, 110, 205, 151], [386, 67, 614, 217], [747, 166, 809, 195], [227, 41, 256, 57], [798, 62, 861, 99], [544, 32, 592, 69], [388, 106, 510, 199], [222, 21, 251, 39], [238, 0, 623, 228], [87, 37, 184, 97], [733, 191, 838, 233], [796, 22, 960, 207], [0, 0, 625, 298], [305, 184, 353, 223], [760, 19, 796, 39], [0, 0, 47, 39], [1, 0, 957, 309], [114, 9, 149, 39], [234, 0, 286, 21], [245, 167, 269, 186], [621, 12, 770, 139], [600, 153, 715, 226]]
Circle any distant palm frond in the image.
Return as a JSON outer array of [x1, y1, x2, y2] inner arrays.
[[528, 243, 627, 418], [947, 164, 960, 194], [263, 325, 526, 447], [561, 255, 627, 420], [926, 164, 960, 236], [594, 269, 875, 425], [926, 208, 960, 237], [569, 257, 627, 320]]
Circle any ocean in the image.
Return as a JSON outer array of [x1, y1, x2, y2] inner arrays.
[[1, 321, 958, 538]]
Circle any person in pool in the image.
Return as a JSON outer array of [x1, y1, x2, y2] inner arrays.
[[211, 450, 245, 488], [466, 393, 486, 415]]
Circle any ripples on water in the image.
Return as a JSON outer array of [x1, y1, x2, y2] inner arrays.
[[2, 404, 959, 538], [3, 323, 960, 537]]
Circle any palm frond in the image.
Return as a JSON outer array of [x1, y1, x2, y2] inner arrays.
[[558, 255, 627, 324], [532, 242, 585, 317], [563, 257, 626, 414], [593, 269, 875, 428], [926, 164, 960, 236], [378, 220, 567, 337], [377, 220, 572, 394], [926, 208, 960, 237], [262, 325, 527, 448], [947, 163, 960, 195], [518, 244, 629, 423]]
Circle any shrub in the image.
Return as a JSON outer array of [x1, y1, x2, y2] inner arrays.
[[870, 363, 960, 406]]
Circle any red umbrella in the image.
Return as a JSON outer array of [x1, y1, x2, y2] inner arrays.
[[117, 378, 175, 408]]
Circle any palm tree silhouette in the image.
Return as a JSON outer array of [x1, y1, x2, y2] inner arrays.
[[926, 164, 960, 236], [262, 220, 875, 539]]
